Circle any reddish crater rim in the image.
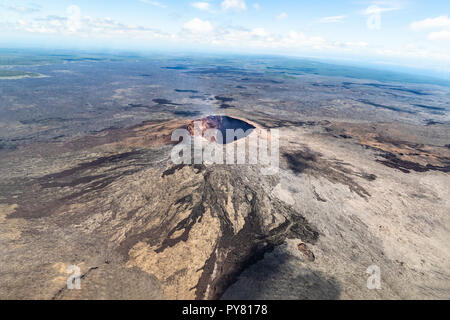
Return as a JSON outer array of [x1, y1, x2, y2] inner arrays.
[[187, 115, 255, 144]]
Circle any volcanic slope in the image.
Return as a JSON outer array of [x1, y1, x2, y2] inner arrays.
[[0, 115, 449, 299]]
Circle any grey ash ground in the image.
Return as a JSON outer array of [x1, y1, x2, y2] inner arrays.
[[0, 52, 449, 299]]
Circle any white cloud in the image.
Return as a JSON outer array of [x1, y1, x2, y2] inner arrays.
[[1, 3, 41, 14], [411, 15, 450, 30], [183, 18, 214, 34], [4, 3, 449, 69], [0, 9, 364, 53], [190, 26, 330, 51], [250, 27, 267, 37], [318, 15, 347, 23], [279, 31, 326, 49], [411, 16, 450, 42], [363, 5, 399, 15], [277, 12, 288, 20], [139, 0, 167, 8], [343, 41, 368, 47], [428, 30, 450, 41], [5, 6, 168, 39], [191, 2, 211, 11], [253, 3, 260, 10], [66, 5, 82, 33], [221, 0, 246, 12]]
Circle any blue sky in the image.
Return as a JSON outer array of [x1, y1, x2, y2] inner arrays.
[[0, 0, 449, 74]]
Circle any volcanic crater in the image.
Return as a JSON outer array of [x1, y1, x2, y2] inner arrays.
[[187, 115, 255, 144]]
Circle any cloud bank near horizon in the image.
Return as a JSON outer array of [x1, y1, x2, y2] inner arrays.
[[0, 1, 449, 73]]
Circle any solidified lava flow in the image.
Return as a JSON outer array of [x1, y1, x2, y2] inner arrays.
[[187, 115, 255, 144]]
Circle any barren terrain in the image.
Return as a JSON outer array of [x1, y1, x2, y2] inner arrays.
[[0, 53, 449, 299]]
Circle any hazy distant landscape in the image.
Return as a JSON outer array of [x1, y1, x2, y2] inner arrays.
[[1, 49, 449, 149]]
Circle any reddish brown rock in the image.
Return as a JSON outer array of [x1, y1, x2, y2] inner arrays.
[[187, 116, 223, 139], [298, 243, 315, 262]]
